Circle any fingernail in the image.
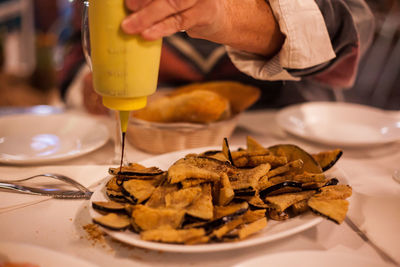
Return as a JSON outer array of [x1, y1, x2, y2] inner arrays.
[[142, 27, 161, 40], [121, 18, 137, 34]]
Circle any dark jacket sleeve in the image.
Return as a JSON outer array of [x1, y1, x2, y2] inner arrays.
[[288, 0, 375, 88]]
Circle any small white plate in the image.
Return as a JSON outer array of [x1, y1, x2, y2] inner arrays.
[[88, 147, 335, 253], [277, 102, 400, 147], [233, 250, 392, 267], [0, 113, 109, 164], [0, 241, 98, 267]]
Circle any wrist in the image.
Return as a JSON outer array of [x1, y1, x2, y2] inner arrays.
[[222, 0, 284, 57]]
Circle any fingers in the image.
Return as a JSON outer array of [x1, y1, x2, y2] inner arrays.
[[122, 0, 197, 35], [141, 11, 194, 40], [125, 0, 152, 12]]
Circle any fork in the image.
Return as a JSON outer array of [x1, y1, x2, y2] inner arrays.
[[0, 173, 93, 199]]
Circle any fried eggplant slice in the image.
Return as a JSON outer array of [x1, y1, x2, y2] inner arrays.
[[186, 183, 214, 220], [266, 159, 304, 178], [93, 213, 131, 231], [121, 179, 157, 204], [141, 227, 206, 244], [312, 149, 343, 172], [233, 154, 286, 168], [218, 173, 235, 206], [237, 218, 267, 240], [211, 217, 244, 239], [242, 209, 267, 223], [199, 150, 228, 162], [268, 210, 289, 221], [268, 144, 323, 174], [264, 190, 316, 213], [324, 178, 339, 186], [308, 198, 349, 224], [246, 136, 269, 153], [230, 163, 270, 191], [259, 181, 303, 198], [109, 164, 164, 177], [165, 186, 202, 209], [92, 201, 126, 214], [167, 156, 230, 184], [214, 202, 249, 219], [188, 206, 248, 234], [222, 137, 234, 165], [106, 189, 126, 203], [181, 178, 208, 188], [290, 199, 309, 215], [315, 185, 352, 200], [131, 205, 186, 231], [145, 183, 179, 208], [247, 195, 270, 209], [106, 177, 121, 191]]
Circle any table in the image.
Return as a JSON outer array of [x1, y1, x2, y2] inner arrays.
[[1, 109, 399, 267]]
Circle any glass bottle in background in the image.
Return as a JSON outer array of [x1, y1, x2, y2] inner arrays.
[[29, 33, 57, 92]]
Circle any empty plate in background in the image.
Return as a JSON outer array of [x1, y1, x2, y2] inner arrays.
[[277, 102, 400, 147], [0, 113, 109, 164]]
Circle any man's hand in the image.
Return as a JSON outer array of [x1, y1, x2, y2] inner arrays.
[[122, 0, 284, 57]]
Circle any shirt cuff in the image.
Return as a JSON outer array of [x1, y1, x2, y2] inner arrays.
[[226, 0, 336, 80]]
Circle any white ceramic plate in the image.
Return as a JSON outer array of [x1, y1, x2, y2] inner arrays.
[[88, 147, 337, 253], [233, 250, 392, 267], [277, 102, 400, 147], [0, 113, 109, 164], [0, 241, 98, 267]]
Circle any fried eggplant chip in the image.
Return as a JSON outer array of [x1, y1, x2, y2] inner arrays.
[[168, 156, 230, 184], [141, 227, 206, 244], [186, 183, 214, 220], [246, 136, 269, 153], [93, 213, 131, 231], [315, 185, 352, 200], [121, 179, 157, 204], [238, 218, 267, 240], [131, 205, 185, 231], [165, 186, 202, 209], [218, 173, 235, 206], [229, 163, 270, 191], [308, 198, 349, 224], [214, 202, 249, 219], [264, 190, 316, 213], [269, 144, 323, 174], [312, 149, 343, 172]]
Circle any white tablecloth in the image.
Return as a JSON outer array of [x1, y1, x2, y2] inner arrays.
[[1, 110, 399, 267]]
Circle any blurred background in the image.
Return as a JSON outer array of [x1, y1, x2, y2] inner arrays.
[[0, 0, 398, 110]]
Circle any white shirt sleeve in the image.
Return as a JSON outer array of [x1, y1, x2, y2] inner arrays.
[[226, 0, 336, 81]]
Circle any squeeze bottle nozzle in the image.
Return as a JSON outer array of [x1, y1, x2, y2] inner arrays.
[[102, 96, 147, 132]]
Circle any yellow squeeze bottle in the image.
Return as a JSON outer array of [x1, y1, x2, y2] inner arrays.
[[88, 0, 162, 132]]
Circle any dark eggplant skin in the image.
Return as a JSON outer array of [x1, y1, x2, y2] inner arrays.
[[108, 166, 164, 177], [259, 181, 303, 199], [117, 170, 164, 176], [234, 189, 256, 197], [92, 201, 127, 214], [120, 184, 139, 204], [223, 137, 234, 166], [201, 150, 222, 156], [193, 208, 248, 234], [93, 213, 131, 231], [324, 178, 339, 187], [106, 190, 127, 203], [321, 150, 342, 171]]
